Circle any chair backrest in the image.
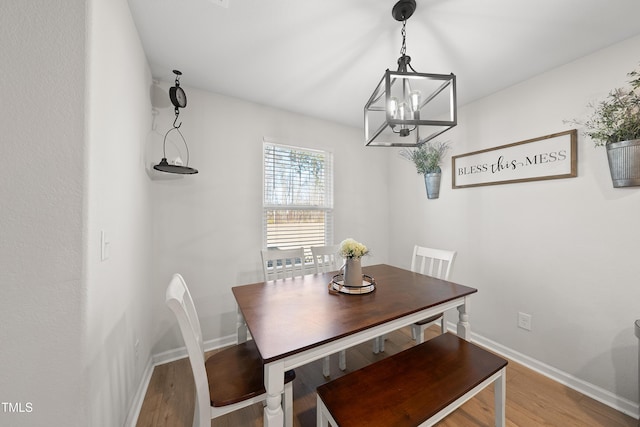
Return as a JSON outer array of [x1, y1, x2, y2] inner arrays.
[[310, 245, 342, 274], [410, 245, 456, 280], [261, 248, 305, 281], [165, 273, 210, 426]]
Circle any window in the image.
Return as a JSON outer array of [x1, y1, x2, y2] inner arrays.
[[263, 140, 333, 261]]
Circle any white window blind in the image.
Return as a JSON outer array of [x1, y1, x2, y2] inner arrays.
[[263, 141, 333, 261]]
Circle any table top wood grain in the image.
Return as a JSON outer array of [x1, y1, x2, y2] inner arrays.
[[232, 264, 477, 363]]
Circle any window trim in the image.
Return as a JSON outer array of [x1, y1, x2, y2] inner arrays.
[[262, 139, 334, 260]]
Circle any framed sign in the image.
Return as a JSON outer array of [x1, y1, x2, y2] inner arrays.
[[452, 129, 577, 189]]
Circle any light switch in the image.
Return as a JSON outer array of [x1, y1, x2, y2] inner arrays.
[[101, 230, 110, 261]]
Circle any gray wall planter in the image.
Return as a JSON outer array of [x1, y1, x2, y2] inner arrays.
[[424, 173, 442, 199], [606, 139, 640, 187]]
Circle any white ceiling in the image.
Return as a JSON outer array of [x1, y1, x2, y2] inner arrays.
[[127, 0, 640, 129]]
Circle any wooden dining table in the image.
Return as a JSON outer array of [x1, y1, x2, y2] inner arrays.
[[232, 263, 478, 427]]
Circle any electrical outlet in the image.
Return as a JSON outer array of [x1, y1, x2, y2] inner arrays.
[[518, 312, 532, 331]]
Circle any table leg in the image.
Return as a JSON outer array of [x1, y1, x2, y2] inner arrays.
[[264, 360, 285, 427], [236, 305, 247, 343], [457, 296, 471, 340]]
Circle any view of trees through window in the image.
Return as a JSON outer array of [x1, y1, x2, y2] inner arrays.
[[263, 142, 333, 262]]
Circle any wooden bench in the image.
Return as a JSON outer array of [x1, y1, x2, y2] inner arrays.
[[316, 333, 507, 427]]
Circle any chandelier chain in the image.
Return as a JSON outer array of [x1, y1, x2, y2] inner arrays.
[[400, 20, 407, 57]]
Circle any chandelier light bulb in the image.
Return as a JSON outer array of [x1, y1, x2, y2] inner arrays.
[[388, 97, 399, 118], [398, 101, 410, 120], [410, 90, 421, 112]]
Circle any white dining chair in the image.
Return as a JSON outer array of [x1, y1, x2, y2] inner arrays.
[[166, 273, 295, 427], [310, 244, 342, 274], [373, 245, 457, 353], [409, 245, 456, 343], [261, 248, 305, 281], [310, 245, 347, 377]]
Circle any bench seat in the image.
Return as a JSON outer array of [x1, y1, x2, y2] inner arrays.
[[316, 333, 507, 427]]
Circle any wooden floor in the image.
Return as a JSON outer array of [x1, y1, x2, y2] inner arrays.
[[136, 327, 637, 427]]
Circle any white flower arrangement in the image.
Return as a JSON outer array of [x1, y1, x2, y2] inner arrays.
[[339, 238, 369, 259]]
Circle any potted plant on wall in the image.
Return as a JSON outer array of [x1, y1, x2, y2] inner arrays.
[[570, 65, 640, 187], [399, 140, 450, 199]]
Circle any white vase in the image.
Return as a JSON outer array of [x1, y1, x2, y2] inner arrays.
[[343, 257, 363, 286]]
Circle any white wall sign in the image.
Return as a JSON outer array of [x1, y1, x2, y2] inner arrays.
[[452, 130, 577, 188]]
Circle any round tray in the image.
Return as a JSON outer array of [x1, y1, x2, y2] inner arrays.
[[329, 274, 376, 295]]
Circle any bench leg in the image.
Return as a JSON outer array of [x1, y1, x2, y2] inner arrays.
[[317, 394, 337, 427], [495, 367, 506, 427], [416, 369, 505, 427]]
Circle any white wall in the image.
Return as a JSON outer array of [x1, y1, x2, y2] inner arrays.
[[4, 1, 637, 422], [85, 0, 154, 425], [389, 35, 640, 406], [0, 0, 153, 425], [148, 87, 390, 354], [0, 1, 88, 425]]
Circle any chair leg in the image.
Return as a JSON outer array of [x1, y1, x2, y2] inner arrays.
[[412, 324, 425, 344], [372, 335, 386, 354], [440, 316, 445, 334], [284, 381, 294, 427], [323, 353, 346, 376], [322, 356, 330, 378], [338, 350, 346, 371]]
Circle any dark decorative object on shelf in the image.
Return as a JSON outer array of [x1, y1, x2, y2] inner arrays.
[[154, 70, 198, 175]]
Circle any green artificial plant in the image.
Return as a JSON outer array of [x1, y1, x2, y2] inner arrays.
[[570, 65, 640, 146], [399, 140, 451, 174]]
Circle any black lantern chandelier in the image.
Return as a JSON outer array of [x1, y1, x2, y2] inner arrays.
[[154, 70, 198, 174], [364, 0, 457, 147]]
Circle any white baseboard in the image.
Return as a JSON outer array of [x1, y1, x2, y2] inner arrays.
[[127, 328, 640, 426], [151, 334, 238, 366], [445, 322, 640, 420], [124, 334, 237, 427], [123, 357, 154, 427]]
